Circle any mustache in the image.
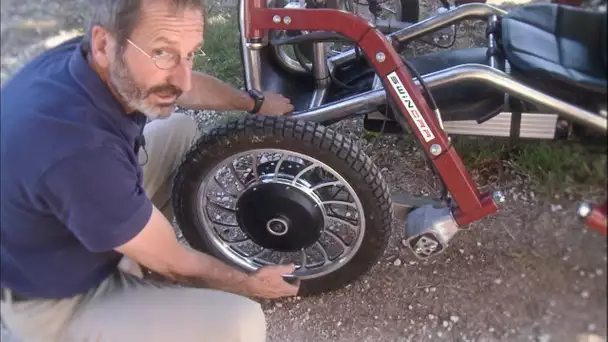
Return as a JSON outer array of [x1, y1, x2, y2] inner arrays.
[[146, 84, 183, 99]]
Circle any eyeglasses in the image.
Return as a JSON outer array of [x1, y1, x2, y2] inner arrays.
[[126, 38, 207, 70]]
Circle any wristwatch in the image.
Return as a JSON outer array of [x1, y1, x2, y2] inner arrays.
[[247, 89, 265, 114]]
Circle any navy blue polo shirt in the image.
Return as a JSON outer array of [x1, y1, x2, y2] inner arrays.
[[0, 36, 153, 298]]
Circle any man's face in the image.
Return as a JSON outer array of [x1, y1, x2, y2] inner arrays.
[[106, 1, 204, 119]]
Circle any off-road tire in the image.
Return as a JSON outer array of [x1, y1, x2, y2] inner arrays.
[[172, 115, 394, 296]]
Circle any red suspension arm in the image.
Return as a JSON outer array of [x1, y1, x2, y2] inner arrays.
[[245, 2, 499, 226]]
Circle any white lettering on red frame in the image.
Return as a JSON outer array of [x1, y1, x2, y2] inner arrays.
[[386, 71, 435, 142]]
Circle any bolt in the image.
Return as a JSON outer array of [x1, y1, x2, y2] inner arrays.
[[429, 144, 442, 156], [273, 15, 281, 23], [375, 52, 385, 62], [283, 16, 291, 24], [577, 202, 592, 218], [492, 190, 506, 204]]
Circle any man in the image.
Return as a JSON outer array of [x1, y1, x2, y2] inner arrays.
[[0, 0, 299, 341]]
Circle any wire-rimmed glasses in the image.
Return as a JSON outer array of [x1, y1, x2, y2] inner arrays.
[[126, 38, 207, 70]]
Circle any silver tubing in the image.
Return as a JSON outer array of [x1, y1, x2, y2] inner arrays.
[[294, 64, 607, 134], [328, 3, 508, 68], [272, 44, 311, 74], [487, 15, 499, 69], [313, 42, 330, 89], [309, 88, 330, 108], [296, 88, 387, 121], [239, 0, 263, 90]]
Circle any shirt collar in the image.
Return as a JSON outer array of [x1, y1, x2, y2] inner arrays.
[[67, 38, 147, 140]]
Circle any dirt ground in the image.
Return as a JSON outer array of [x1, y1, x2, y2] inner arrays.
[[1, 0, 606, 341]]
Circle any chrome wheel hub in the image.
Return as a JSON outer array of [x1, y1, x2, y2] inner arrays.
[[196, 149, 366, 280]]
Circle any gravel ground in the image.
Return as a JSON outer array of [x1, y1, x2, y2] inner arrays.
[[1, 0, 606, 341]]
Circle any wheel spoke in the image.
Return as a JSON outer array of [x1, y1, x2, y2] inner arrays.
[[291, 163, 317, 185], [310, 181, 342, 192], [273, 153, 288, 179], [323, 200, 358, 208], [299, 248, 307, 269], [252, 249, 274, 264], [208, 214, 239, 227], [207, 199, 235, 212], [327, 215, 358, 232], [250, 152, 259, 184], [229, 161, 245, 188], [314, 242, 331, 264], [212, 175, 239, 198], [325, 229, 348, 250]]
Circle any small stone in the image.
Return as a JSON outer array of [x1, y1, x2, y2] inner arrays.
[[551, 204, 563, 212], [539, 334, 551, 342], [443, 320, 449, 328], [450, 315, 460, 323], [408, 305, 413, 310], [477, 242, 482, 246], [595, 269, 603, 276], [459, 249, 465, 254], [381, 167, 389, 172], [581, 291, 590, 298], [588, 323, 596, 331], [580, 271, 586, 277], [489, 327, 495, 333], [428, 314, 435, 320], [430, 287, 436, 292], [393, 258, 402, 266], [275, 302, 283, 308], [374, 316, 378, 320], [494, 278, 503, 285], [409, 261, 417, 265], [437, 331, 443, 337], [337, 321, 342, 327]]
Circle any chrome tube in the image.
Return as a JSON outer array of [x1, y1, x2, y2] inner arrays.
[[313, 42, 330, 89], [487, 15, 500, 69], [391, 4, 507, 43], [294, 64, 607, 134], [295, 88, 387, 122], [328, 3, 508, 68], [239, 0, 263, 90]]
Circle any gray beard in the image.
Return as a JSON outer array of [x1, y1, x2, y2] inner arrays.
[[108, 55, 175, 120]]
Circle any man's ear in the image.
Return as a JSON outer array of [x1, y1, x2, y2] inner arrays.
[[89, 26, 113, 68]]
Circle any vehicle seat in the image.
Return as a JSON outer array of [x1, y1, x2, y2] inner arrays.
[[501, 3, 607, 95]]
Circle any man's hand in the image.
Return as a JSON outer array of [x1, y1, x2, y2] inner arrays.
[[246, 264, 300, 299], [258, 92, 294, 116]]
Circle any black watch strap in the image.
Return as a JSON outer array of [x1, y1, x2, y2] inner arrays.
[[247, 89, 264, 114]]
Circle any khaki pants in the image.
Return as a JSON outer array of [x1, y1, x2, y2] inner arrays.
[[1, 113, 267, 342]]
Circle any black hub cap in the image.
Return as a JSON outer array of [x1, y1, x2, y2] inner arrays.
[[235, 182, 325, 252]]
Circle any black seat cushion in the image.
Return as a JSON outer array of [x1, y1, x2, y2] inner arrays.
[[501, 3, 607, 94]]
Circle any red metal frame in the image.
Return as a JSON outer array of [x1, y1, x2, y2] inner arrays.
[[585, 202, 607, 236], [244, 3, 499, 226]]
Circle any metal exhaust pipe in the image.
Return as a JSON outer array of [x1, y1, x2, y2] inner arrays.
[[294, 64, 607, 134]]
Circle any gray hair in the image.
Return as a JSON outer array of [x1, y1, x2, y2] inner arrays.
[[82, 0, 206, 53]]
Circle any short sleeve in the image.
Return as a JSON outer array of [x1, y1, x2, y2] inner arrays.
[[38, 146, 153, 252]]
